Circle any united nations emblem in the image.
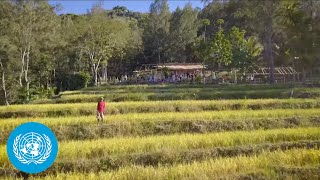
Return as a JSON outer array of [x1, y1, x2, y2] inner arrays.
[[13, 132, 52, 165], [7, 122, 58, 174]]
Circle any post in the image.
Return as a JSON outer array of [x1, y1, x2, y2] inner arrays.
[[234, 69, 237, 84]]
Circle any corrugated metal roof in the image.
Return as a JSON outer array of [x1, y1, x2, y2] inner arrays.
[[156, 64, 205, 70]]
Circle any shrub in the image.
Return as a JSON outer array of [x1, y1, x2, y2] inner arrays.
[[79, 72, 91, 88]]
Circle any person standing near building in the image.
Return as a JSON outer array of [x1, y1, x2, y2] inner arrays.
[[97, 97, 106, 124], [250, 75, 254, 83]]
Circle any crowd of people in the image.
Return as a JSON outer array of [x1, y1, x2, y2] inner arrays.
[[136, 72, 204, 83], [106, 72, 259, 85]]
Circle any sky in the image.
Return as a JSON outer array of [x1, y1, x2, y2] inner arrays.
[[49, 0, 205, 15]]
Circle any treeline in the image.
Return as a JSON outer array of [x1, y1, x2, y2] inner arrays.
[[0, 0, 319, 105]]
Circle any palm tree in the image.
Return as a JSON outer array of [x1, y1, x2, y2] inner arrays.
[[202, 19, 210, 41]]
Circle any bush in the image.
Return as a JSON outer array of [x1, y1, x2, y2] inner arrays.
[[15, 87, 29, 104], [79, 72, 91, 88], [30, 86, 55, 100], [55, 72, 88, 91], [195, 76, 202, 84]]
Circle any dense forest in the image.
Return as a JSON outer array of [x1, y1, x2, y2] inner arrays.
[[0, 0, 319, 105]]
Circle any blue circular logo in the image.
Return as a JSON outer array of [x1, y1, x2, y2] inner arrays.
[[6, 122, 58, 174]]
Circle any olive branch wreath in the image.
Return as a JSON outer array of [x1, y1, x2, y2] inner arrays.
[[13, 134, 52, 165]]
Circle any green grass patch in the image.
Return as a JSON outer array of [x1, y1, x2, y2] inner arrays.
[[3, 149, 319, 179], [1, 127, 320, 167], [1, 98, 319, 118], [33, 87, 320, 103], [1, 109, 319, 143]]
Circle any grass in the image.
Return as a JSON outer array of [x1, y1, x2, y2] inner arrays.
[[1, 98, 320, 118], [61, 85, 306, 95], [0, 109, 319, 143], [1, 84, 320, 179], [33, 87, 320, 103], [48, 140, 320, 173], [1, 108, 319, 128], [43, 127, 320, 158], [5, 149, 319, 180], [74, 84, 302, 91], [1, 127, 320, 166]]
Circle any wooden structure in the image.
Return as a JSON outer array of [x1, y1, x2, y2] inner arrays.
[[253, 67, 298, 76], [132, 64, 300, 84], [251, 67, 300, 83]]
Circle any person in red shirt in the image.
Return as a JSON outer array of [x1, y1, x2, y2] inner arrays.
[[97, 97, 106, 124]]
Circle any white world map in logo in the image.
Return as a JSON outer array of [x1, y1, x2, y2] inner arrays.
[[13, 132, 52, 165]]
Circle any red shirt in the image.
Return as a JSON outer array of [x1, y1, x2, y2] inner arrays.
[[97, 101, 106, 113]]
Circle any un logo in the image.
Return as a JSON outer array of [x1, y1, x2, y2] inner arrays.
[[13, 132, 52, 164], [7, 122, 58, 174]]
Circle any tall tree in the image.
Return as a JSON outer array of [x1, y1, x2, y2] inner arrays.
[[200, 0, 248, 40], [111, 19, 143, 76], [76, 13, 133, 86], [31, 2, 61, 89], [209, 19, 232, 69], [13, 0, 58, 101], [169, 4, 200, 62], [201, 18, 210, 41], [234, 0, 281, 84], [229, 26, 262, 71], [278, 0, 320, 80], [0, 1, 17, 105], [143, 0, 171, 64], [112, 6, 128, 17]]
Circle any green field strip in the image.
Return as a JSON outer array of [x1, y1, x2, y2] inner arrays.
[[1, 127, 320, 167], [2, 140, 319, 175], [1, 98, 319, 118], [3, 149, 318, 180], [1, 109, 319, 143], [33, 87, 320, 103]]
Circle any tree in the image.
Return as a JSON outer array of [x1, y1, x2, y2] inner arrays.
[[201, 18, 210, 41], [76, 13, 133, 86], [13, 0, 36, 100], [32, 2, 61, 90], [278, 0, 320, 80], [119, 19, 143, 75], [143, 0, 171, 64], [234, 0, 281, 84], [229, 26, 262, 71], [200, 0, 249, 40], [78, 15, 112, 86], [209, 19, 232, 69], [12, 0, 59, 101], [112, 6, 128, 17], [169, 4, 200, 62], [102, 19, 142, 79], [0, 1, 19, 105]]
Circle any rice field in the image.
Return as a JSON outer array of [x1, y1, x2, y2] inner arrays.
[[0, 85, 320, 179], [25, 149, 320, 180], [32, 84, 320, 104], [1, 98, 320, 118]]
